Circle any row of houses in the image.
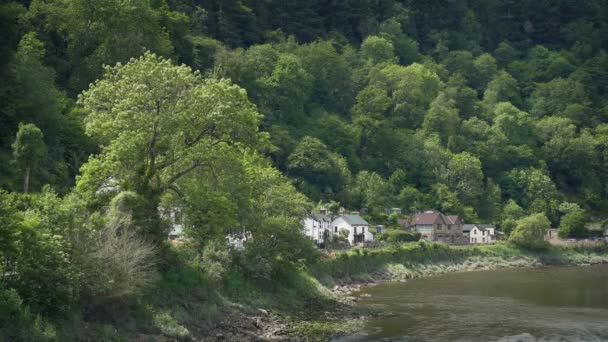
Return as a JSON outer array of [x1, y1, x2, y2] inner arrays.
[[165, 206, 498, 248], [303, 209, 498, 246], [303, 209, 374, 245], [401, 210, 498, 244]]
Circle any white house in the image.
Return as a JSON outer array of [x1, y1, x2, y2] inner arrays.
[[463, 224, 496, 244], [331, 214, 373, 245], [302, 208, 333, 244], [162, 206, 186, 240]]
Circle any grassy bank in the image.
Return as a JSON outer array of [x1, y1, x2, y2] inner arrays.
[[312, 241, 608, 288], [11, 242, 608, 341]]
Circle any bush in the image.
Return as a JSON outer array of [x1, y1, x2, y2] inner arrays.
[[237, 217, 319, 283], [558, 205, 587, 238], [199, 240, 231, 283], [0, 287, 57, 341], [377, 229, 421, 244], [509, 213, 550, 250], [77, 216, 158, 302], [12, 216, 81, 316]]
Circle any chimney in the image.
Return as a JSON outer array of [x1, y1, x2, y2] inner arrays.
[[319, 207, 327, 215]]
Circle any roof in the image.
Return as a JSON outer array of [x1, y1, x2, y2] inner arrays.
[[411, 211, 448, 225], [446, 215, 462, 224], [463, 224, 495, 231], [340, 214, 368, 226], [309, 213, 332, 222]]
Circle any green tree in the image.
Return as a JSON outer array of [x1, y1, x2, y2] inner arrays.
[[78, 52, 264, 240], [29, 0, 176, 94], [360, 36, 397, 64], [258, 54, 313, 124], [446, 152, 484, 205], [502, 199, 525, 221], [558, 203, 587, 238], [471, 53, 498, 92], [378, 18, 419, 64], [287, 136, 351, 201], [529, 78, 590, 119], [491, 102, 536, 145], [509, 213, 550, 250], [481, 71, 521, 113], [422, 92, 460, 145], [12, 123, 47, 193], [351, 171, 390, 215], [366, 63, 442, 128]]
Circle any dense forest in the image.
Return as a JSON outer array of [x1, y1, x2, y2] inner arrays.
[[1, 0, 608, 339]]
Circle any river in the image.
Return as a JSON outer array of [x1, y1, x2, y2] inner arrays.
[[335, 264, 608, 341]]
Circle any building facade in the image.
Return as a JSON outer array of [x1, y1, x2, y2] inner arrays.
[[331, 214, 374, 244], [463, 224, 496, 244], [404, 210, 464, 244]]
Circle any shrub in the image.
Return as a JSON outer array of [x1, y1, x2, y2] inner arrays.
[[13, 216, 81, 316], [509, 213, 550, 250], [77, 216, 158, 302], [378, 229, 421, 244], [199, 239, 231, 283]]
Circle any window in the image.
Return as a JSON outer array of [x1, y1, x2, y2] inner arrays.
[[334, 227, 338, 233]]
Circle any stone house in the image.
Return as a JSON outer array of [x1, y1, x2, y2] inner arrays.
[[404, 210, 464, 244]]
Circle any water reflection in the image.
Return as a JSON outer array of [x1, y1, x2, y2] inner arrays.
[[335, 265, 608, 342]]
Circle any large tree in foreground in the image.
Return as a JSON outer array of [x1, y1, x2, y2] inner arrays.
[[77, 52, 265, 240]]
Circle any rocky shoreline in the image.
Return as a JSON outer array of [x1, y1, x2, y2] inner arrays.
[[135, 252, 608, 341]]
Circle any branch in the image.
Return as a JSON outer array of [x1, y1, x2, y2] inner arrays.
[[165, 161, 204, 186], [167, 185, 185, 199], [185, 126, 214, 147]]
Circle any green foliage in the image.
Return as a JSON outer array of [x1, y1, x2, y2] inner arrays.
[[558, 203, 588, 238], [2, 2, 608, 338], [78, 52, 265, 240], [509, 213, 551, 250], [360, 36, 397, 64], [12, 123, 47, 193], [377, 229, 421, 244], [287, 136, 351, 200], [422, 92, 460, 144]]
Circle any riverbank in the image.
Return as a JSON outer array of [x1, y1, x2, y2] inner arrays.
[[147, 242, 608, 341], [27, 242, 608, 341], [313, 242, 608, 294]]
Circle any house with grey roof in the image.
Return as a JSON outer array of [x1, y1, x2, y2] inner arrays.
[[331, 214, 373, 244], [463, 224, 496, 244], [403, 210, 464, 244], [302, 209, 333, 245]]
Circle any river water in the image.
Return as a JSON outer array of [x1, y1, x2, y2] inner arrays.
[[335, 265, 608, 342]]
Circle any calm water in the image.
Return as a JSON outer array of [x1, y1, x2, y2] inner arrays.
[[335, 265, 608, 342]]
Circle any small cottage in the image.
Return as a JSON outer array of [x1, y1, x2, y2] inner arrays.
[[463, 224, 496, 244], [331, 214, 373, 244]]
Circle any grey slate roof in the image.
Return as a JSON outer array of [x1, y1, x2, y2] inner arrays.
[[312, 214, 332, 222], [463, 224, 495, 232], [341, 214, 369, 226]]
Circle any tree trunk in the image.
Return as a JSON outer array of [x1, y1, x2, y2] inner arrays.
[[24, 167, 30, 193]]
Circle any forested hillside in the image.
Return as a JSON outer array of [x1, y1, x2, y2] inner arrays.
[[3, 0, 608, 227], [1, 0, 608, 339]]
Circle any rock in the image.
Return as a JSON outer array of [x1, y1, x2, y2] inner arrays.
[[215, 333, 225, 340], [258, 308, 269, 315]]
